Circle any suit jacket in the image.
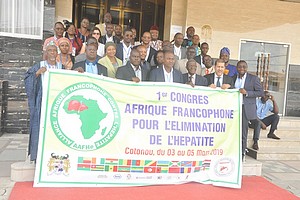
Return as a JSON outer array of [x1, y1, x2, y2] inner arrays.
[[149, 67, 183, 83], [233, 73, 264, 120], [145, 46, 157, 63], [115, 62, 150, 82], [183, 73, 208, 86], [194, 55, 202, 65], [204, 73, 234, 89], [115, 43, 133, 64], [173, 45, 187, 60], [98, 56, 122, 78], [174, 58, 202, 75], [99, 35, 120, 44], [72, 60, 108, 76]]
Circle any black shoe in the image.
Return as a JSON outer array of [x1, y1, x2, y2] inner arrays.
[[267, 133, 280, 140], [252, 142, 259, 150]]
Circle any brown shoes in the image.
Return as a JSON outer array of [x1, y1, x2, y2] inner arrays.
[[267, 133, 280, 140], [252, 142, 259, 150]]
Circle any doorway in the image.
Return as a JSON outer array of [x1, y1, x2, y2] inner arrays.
[[239, 39, 290, 116], [74, 0, 165, 41]]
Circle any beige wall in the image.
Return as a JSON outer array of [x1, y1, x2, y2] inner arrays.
[[56, 0, 73, 23], [168, 0, 300, 64]]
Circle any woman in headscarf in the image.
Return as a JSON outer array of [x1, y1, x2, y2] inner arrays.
[[56, 37, 74, 69], [98, 42, 122, 78]]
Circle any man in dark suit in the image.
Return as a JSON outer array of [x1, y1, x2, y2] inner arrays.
[[115, 29, 133, 65], [115, 49, 149, 82], [149, 51, 183, 83], [183, 59, 207, 87], [99, 23, 120, 44], [204, 59, 234, 89], [233, 60, 263, 160], [72, 42, 107, 76]]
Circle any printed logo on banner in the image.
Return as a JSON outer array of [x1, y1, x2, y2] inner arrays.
[[50, 82, 121, 151], [214, 157, 235, 177], [47, 153, 71, 176]]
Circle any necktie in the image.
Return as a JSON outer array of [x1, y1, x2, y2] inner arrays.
[[189, 76, 193, 83], [216, 77, 221, 87], [206, 69, 209, 75]]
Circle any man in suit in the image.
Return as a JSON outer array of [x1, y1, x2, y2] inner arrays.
[[137, 45, 151, 71], [204, 59, 234, 89], [202, 55, 215, 76], [99, 23, 120, 45], [72, 41, 107, 76], [116, 29, 133, 65], [183, 59, 207, 87], [174, 46, 202, 75], [173, 33, 186, 60], [195, 42, 209, 69], [149, 51, 183, 83], [233, 60, 263, 159], [115, 48, 149, 82]]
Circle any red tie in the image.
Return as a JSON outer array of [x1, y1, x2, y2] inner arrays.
[[206, 69, 209, 75]]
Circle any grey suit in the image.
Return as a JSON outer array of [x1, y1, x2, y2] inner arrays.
[[173, 45, 187, 60], [204, 73, 234, 89], [149, 67, 183, 83], [233, 73, 263, 155], [115, 62, 149, 81], [183, 73, 208, 86]]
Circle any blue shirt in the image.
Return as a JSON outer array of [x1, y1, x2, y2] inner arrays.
[[85, 61, 98, 74], [256, 99, 273, 119], [226, 64, 238, 77]]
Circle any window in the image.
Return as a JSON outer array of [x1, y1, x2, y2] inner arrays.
[[0, 0, 44, 39]]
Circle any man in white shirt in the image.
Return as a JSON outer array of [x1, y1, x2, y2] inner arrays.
[[173, 33, 186, 60]]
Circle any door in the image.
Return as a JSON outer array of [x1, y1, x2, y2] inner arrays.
[[239, 40, 290, 115]]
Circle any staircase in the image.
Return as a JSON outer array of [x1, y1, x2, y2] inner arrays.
[[247, 117, 300, 160]]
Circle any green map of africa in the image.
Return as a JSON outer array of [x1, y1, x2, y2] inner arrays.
[[63, 95, 107, 139]]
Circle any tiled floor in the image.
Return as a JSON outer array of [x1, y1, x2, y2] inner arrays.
[[0, 133, 300, 200]]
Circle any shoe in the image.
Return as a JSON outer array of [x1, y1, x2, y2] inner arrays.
[[267, 133, 280, 140], [252, 142, 259, 150]]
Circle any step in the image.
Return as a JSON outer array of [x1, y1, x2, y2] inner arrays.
[[247, 147, 300, 161], [277, 117, 300, 128], [11, 161, 35, 182], [247, 138, 300, 149], [248, 128, 300, 139], [242, 156, 262, 176]]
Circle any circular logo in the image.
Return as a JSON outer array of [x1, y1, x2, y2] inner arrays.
[[214, 158, 235, 177], [50, 82, 120, 151]]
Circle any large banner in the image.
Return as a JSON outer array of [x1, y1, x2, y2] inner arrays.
[[34, 70, 242, 188]]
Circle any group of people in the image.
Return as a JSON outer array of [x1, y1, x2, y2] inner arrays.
[[25, 14, 280, 161]]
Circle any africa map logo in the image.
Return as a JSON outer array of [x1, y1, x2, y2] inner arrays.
[[50, 82, 121, 151]]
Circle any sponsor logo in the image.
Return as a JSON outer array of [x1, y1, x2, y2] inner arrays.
[[97, 175, 108, 179], [135, 176, 153, 180], [113, 174, 122, 179], [214, 158, 235, 177]]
